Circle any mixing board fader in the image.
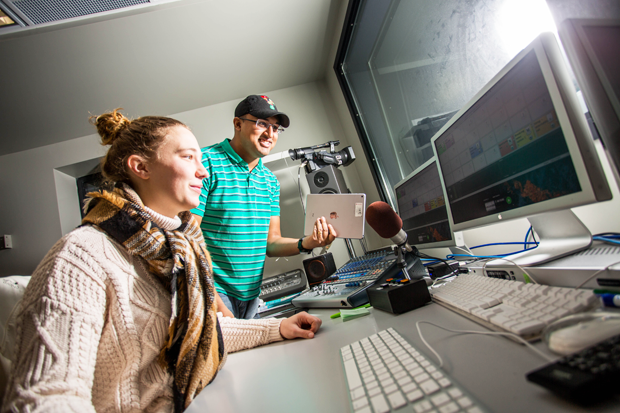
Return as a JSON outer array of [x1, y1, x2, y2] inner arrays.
[[292, 249, 419, 308]]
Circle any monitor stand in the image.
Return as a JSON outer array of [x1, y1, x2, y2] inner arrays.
[[489, 209, 592, 267], [450, 231, 474, 261]]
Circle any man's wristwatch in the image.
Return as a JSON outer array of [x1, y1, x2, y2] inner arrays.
[[297, 237, 313, 254]]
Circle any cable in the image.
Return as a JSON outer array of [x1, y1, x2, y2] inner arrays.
[[594, 232, 620, 238], [430, 271, 459, 288], [414, 321, 556, 369], [415, 250, 455, 277], [575, 259, 620, 288], [524, 226, 532, 250], [469, 242, 538, 250], [524, 226, 539, 250], [593, 236, 620, 246], [447, 245, 539, 261], [530, 227, 538, 246]]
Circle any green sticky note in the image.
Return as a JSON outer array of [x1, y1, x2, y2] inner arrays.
[[340, 307, 371, 322]]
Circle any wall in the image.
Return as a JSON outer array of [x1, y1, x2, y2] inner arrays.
[[0, 135, 106, 275], [0, 81, 381, 276]]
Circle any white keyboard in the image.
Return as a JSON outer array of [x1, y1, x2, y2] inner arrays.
[[341, 328, 488, 413], [431, 274, 599, 340]]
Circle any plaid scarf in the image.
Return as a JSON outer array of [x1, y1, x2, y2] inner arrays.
[[82, 184, 225, 412]]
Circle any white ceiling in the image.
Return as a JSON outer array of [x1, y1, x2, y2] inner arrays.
[[0, 0, 344, 156]]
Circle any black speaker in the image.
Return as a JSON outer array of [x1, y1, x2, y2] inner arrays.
[[303, 253, 337, 286], [306, 165, 349, 194], [367, 279, 431, 314]]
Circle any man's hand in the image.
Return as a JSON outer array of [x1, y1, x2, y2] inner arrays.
[[279, 312, 322, 339], [304, 217, 337, 250]]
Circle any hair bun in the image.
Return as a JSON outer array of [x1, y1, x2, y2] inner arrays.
[[91, 108, 131, 145]]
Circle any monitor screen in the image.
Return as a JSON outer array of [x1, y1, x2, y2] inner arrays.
[[395, 158, 455, 249], [431, 33, 611, 265], [433, 33, 610, 228], [559, 18, 620, 179], [435, 49, 583, 225]]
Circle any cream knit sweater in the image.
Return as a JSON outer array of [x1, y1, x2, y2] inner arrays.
[[2, 225, 283, 412]]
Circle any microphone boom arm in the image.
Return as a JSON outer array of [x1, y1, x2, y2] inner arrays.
[[396, 244, 412, 281]]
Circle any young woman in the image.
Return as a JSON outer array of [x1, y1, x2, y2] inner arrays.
[[2, 110, 322, 412]]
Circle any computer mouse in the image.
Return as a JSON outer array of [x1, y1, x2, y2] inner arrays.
[[547, 317, 620, 355]]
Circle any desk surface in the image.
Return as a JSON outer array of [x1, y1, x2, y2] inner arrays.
[[187, 303, 620, 413]]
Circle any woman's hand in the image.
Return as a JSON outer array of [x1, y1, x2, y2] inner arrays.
[[280, 312, 322, 339], [215, 292, 235, 318]]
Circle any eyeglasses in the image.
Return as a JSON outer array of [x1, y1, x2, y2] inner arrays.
[[239, 117, 285, 134]]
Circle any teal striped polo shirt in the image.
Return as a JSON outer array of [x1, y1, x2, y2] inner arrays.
[[191, 139, 280, 301]]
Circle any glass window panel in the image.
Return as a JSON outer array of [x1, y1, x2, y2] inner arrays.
[[339, 0, 557, 206]]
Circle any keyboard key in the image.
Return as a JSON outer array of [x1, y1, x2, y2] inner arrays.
[[388, 391, 407, 409], [414, 372, 430, 383], [438, 378, 452, 388], [397, 376, 412, 386], [458, 396, 474, 408], [420, 379, 440, 394], [381, 377, 395, 387], [361, 371, 374, 382], [367, 386, 382, 397], [370, 394, 390, 413], [439, 401, 460, 413], [413, 399, 433, 412], [377, 372, 390, 381], [447, 388, 463, 398], [508, 319, 545, 335], [344, 359, 362, 390], [430, 392, 450, 407], [393, 369, 407, 379], [351, 386, 365, 400], [366, 380, 378, 389], [409, 366, 424, 376], [375, 367, 388, 377], [352, 396, 368, 409], [406, 389, 424, 402], [387, 361, 400, 370], [401, 382, 417, 393]]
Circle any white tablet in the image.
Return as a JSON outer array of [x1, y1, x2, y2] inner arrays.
[[304, 193, 366, 239]]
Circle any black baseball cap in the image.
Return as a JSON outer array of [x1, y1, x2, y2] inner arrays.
[[234, 95, 290, 128]]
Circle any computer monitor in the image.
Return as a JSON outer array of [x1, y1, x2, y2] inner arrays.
[[394, 158, 471, 257], [431, 32, 612, 267], [558, 18, 620, 184]]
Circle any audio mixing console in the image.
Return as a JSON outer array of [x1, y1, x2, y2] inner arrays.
[[259, 269, 307, 302], [292, 249, 425, 308]]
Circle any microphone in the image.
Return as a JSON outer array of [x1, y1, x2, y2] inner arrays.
[[365, 201, 412, 252]]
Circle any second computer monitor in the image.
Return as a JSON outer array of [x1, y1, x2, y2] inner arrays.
[[395, 158, 456, 249], [558, 18, 620, 184]]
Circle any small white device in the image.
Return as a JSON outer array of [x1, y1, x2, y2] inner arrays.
[[304, 194, 366, 239]]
